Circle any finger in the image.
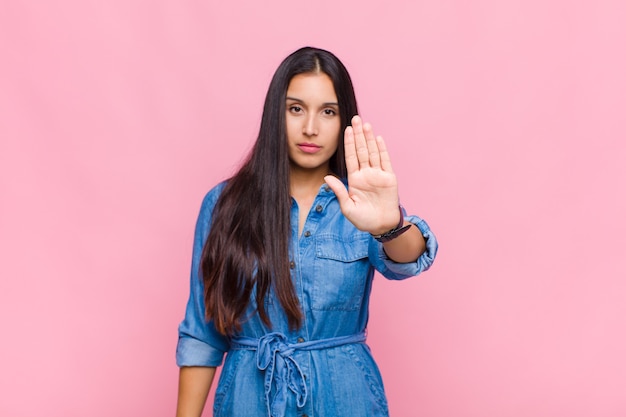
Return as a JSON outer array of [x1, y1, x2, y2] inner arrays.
[[343, 125, 359, 175], [351, 115, 369, 168], [376, 135, 394, 172], [363, 122, 380, 168], [324, 175, 352, 208]]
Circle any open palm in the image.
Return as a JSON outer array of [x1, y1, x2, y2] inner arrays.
[[324, 115, 401, 235]]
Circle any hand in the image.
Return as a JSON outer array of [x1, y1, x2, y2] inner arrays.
[[324, 115, 401, 235]]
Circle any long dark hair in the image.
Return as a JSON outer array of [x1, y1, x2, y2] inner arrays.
[[201, 47, 359, 335]]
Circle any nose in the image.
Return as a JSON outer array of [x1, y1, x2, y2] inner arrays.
[[302, 114, 318, 136]]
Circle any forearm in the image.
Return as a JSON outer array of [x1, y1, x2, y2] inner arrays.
[[382, 221, 426, 263], [176, 366, 216, 417]]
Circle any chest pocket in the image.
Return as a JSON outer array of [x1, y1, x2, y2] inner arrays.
[[312, 234, 372, 311]]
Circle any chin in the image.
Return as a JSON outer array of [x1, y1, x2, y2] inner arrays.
[[290, 159, 330, 172]]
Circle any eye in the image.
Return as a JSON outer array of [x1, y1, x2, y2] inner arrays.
[[323, 108, 337, 116], [289, 105, 303, 113]]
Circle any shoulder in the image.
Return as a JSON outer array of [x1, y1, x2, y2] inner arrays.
[[199, 181, 228, 213], [194, 181, 228, 237]]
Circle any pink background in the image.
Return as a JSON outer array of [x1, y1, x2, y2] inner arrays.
[[1, 1, 625, 416]]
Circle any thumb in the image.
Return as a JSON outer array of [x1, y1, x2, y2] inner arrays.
[[324, 175, 351, 206]]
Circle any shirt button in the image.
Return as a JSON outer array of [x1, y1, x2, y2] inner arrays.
[[297, 337, 305, 343], [304, 230, 311, 237], [315, 204, 323, 213], [323, 184, 330, 192], [289, 261, 296, 269]]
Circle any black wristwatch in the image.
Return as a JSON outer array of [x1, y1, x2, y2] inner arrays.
[[371, 206, 412, 243]]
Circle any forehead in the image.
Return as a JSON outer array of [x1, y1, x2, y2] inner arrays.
[[286, 72, 337, 102]]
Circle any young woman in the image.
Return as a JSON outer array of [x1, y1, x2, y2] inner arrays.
[[176, 47, 438, 417]]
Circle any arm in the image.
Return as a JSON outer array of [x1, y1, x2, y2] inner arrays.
[[176, 187, 229, 416], [176, 366, 216, 417], [325, 115, 430, 264], [381, 220, 426, 263]]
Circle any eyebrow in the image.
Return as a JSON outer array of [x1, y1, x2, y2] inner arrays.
[[285, 96, 339, 107]]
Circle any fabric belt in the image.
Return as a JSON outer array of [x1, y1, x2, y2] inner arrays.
[[231, 331, 366, 417]]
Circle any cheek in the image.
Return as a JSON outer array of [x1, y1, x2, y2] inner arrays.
[[285, 118, 298, 142], [330, 124, 342, 147]]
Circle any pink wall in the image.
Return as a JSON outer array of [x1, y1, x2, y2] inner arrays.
[[1, 1, 625, 416]]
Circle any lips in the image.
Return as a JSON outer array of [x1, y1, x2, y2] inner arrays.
[[297, 143, 321, 154]]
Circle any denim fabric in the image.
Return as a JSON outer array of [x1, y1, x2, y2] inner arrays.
[[231, 332, 367, 417], [177, 182, 438, 417]]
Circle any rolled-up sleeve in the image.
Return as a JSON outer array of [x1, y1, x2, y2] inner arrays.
[[176, 184, 229, 367], [369, 213, 438, 280]]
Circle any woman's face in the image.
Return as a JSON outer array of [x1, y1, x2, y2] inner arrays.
[[285, 72, 341, 175]]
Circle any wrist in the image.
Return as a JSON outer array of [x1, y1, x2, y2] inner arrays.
[[370, 206, 411, 243]]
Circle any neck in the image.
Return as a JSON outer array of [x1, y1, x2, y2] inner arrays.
[[289, 164, 330, 200]]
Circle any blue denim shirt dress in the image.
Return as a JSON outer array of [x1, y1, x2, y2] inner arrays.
[[177, 182, 438, 417]]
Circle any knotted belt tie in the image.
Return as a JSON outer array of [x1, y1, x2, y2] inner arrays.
[[231, 331, 366, 417]]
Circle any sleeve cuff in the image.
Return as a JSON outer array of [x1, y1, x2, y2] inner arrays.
[[372, 215, 438, 280], [176, 336, 226, 367]]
